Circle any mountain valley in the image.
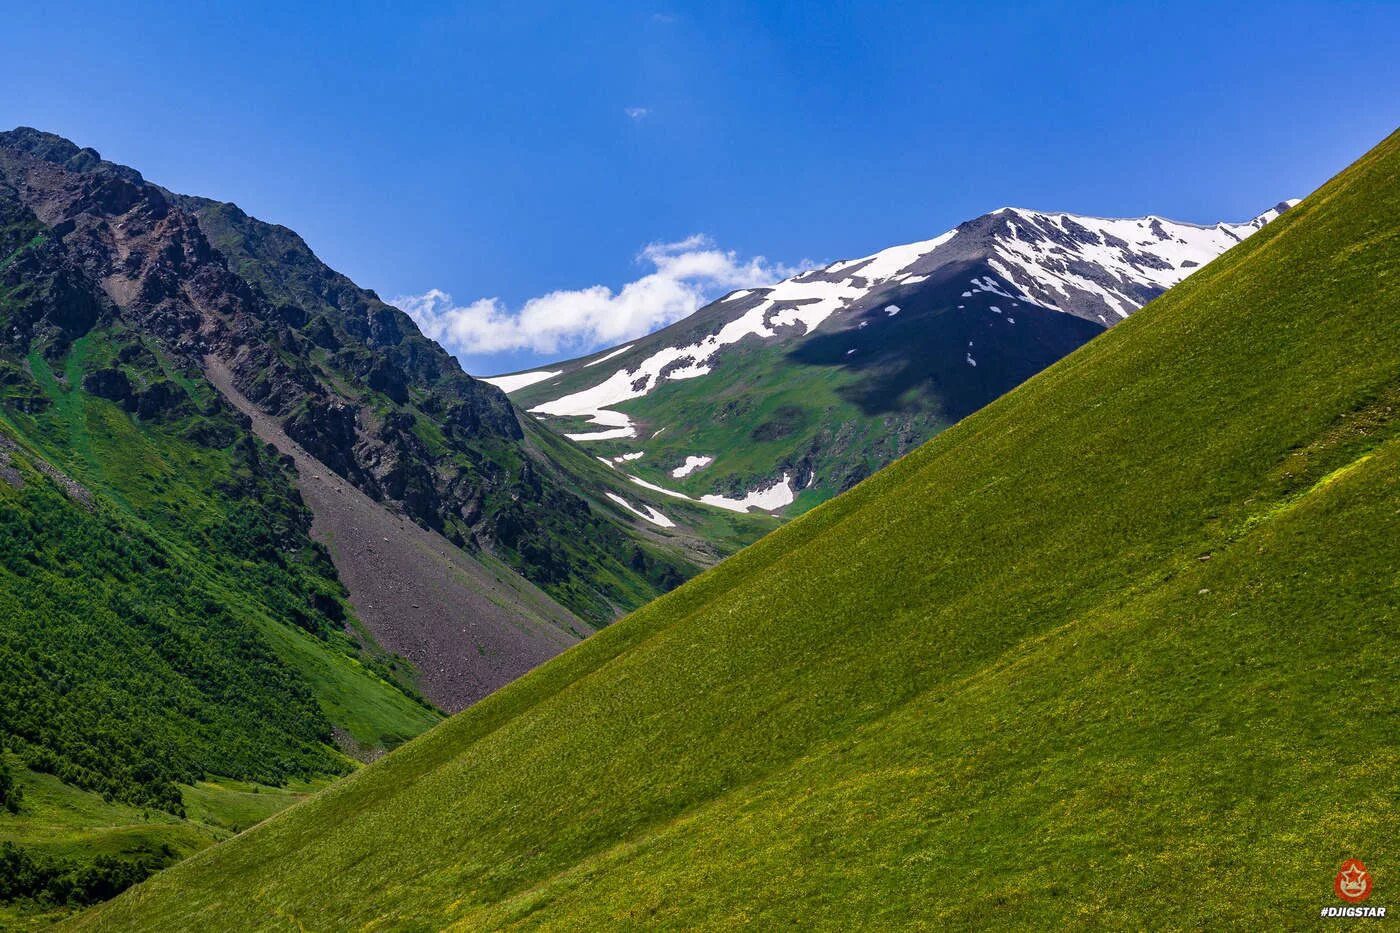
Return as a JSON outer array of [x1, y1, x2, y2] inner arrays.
[[75, 124, 1400, 931]]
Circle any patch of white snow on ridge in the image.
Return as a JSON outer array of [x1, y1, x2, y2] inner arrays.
[[986, 206, 1288, 320], [885, 304, 900, 316], [481, 370, 561, 393], [566, 425, 636, 441], [627, 474, 693, 501], [671, 455, 713, 478], [839, 229, 957, 283], [535, 371, 642, 438], [583, 345, 633, 367], [700, 474, 796, 513], [528, 230, 959, 427], [605, 493, 675, 528]]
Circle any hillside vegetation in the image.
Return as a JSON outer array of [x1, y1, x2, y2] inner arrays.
[[0, 161, 441, 918], [76, 128, 1400, 929]]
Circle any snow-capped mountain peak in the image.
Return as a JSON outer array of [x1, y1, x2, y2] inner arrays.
[[969, 201, 1299, 324], [495, 200, 1292, 514]]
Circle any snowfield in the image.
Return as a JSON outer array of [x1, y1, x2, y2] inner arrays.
[[700, 474, 797, 513], [605, 493, 675, 528], [671, 455, 713, 478], [481, 369, 560, 392]]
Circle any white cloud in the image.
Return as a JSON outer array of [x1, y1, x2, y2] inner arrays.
[[624, 106, 650, 120], [393, 236, 802, 358]]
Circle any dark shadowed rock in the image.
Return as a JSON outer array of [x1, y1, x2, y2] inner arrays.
[[82, 367, 134, 405]]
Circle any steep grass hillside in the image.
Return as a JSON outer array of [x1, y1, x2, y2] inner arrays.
[[76, 129, 1400, 929]]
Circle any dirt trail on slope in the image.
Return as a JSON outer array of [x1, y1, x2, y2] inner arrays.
[[206, 357, 583, 712]]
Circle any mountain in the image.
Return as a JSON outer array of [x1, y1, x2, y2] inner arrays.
[[76, 126, 1400, 929], [0, 136, 442, 920], [0, 128, 777, 701], [502, 201, 1293, 515], [0, 127, 766, 921]]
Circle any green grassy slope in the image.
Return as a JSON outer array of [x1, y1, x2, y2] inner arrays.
[[0, 757, 330, 929], [75, 129, 1400, 929]]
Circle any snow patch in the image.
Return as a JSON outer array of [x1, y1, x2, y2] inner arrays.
[[565, 425, 636, 442], [605, 493, 675, 528], [671, 455, 713, 478], [583, 344, 633, 367], [481, 370, 561, 393], [699, 474, 797, 513], [627, 474, 693, 500]]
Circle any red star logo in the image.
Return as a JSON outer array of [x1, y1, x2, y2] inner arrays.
[[1335, 859, 1373, 903]]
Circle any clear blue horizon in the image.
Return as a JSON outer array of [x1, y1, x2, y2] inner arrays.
[[2, 1, 1397, 375]]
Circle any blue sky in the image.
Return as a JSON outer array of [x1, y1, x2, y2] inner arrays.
[[2, 1, 1397, 375]]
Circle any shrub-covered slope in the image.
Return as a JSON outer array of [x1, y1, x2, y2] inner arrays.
[[0, 345, 441, 920], [76, 129, 1400, 929]]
